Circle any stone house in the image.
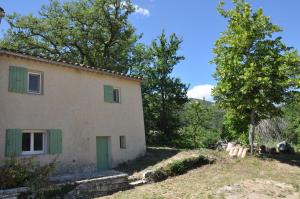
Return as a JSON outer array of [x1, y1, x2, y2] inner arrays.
[[0, 48, 146, 174]]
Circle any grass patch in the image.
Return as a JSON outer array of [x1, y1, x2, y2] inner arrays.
[[101, 149, 300, 199]]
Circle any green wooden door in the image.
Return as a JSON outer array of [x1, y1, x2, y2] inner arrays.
[[96, 137, 109, 171]]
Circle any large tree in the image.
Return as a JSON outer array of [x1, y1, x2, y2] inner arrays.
[[0, 0, 139, 73], [211, 0, 299, 153], [139, 32, 188, 145]]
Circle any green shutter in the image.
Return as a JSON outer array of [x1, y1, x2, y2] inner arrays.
[[5, 129, 22, 157], [104, 85, 113, 103], [8, 66, 28, 93], [49, 129, 62, 155]]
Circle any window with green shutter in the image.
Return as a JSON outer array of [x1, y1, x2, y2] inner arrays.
[[48, 129, 62, 155], [5, 129, 22, 157], [8, 66, 28, 93], [104, 85, 114, 103]]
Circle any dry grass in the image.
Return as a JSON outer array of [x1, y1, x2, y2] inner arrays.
[[100, 148, 300, 199]]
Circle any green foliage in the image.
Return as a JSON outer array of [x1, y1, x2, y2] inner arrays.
[[0, 157, 56, 197], [0, 0, 140, 73], [282, 94, 300, 150], [176, 100, 224, 149], [147, 155, 212, 182], [222, 110, 249, 144], [165, 156, 211, 176], [137, 31, 188, 145], [211, 0, 300, 152]]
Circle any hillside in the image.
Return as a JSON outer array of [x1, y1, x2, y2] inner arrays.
[[100, 148, 300, 199]]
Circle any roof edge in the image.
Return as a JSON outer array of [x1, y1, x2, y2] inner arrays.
[[0, 48, 143, 82]]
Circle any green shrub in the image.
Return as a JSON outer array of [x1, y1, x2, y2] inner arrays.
[[147, 170, 168, 182], [165, 156, 211, 176], [0, 157, 56, 198], [147, 155, 213, 182]]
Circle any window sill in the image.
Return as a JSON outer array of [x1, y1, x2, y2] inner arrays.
[[21, 151, 45, 156], [27, 91, 42, 95]]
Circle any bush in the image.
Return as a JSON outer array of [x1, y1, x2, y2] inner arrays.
[[147, 155, 213, 182], [0, 157, 56, 198], [165, 156, 211, 176]]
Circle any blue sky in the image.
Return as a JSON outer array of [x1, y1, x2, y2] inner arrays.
[[1, 0, 300, 100]]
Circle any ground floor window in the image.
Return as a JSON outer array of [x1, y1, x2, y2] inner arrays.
[[22, 130, 46, 155], [120, 136, 126, 149]]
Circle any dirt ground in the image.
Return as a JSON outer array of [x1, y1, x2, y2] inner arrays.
[[99, 148, 300, 199], [217, 179, 299, 199]]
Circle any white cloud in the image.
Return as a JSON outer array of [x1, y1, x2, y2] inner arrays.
[[121, 1, 150, 16], [187, 84, 215, 101], [133, 4, 150, 16]]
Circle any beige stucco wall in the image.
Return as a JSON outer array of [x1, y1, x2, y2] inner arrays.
[[0, 55, 146, 174]]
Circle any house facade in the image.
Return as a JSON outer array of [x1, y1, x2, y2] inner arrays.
[[0, 49, 146, 174]]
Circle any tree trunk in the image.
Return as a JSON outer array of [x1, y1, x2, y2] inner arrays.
[[249, 109, 256, 155], [193, 125, 197, 148]]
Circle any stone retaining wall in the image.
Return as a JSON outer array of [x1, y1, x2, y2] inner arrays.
[[0, 172, 131, 199], [0, 187, 29, 199], [65, 173, 131, 198]]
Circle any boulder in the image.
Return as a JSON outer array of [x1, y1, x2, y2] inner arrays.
[[241, 148, 248, 158], [237, 147, 244, 157], [226, 142, 235, 152], [142, 170, 154, 179], [277, 141, 294, 154], [229, 147, 236, 157], [266, 147, 277, 154], [259, 145, 266, 154], [232, 146, 239, 157]]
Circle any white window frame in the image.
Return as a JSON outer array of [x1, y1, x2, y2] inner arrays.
[[22, 130, 46, 155], [27, 71, 42, 94], [113, 88, 121, 103]]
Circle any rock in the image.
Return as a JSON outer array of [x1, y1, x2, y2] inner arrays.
[[232, 146, 239, 157], [142, 170, 154, 179], [226, 142, 235, 152], [267, 147, 277, 154], [277, 141, 294, 154], [241, 148, 248, 158], [215, 140, 228, 151], [259, 145, 266, 154], [129, 179, 147, 186], [237, 147, 244, 157], [229, 147, 236, 157]]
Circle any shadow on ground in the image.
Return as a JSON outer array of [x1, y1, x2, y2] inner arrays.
[[259, 153, 300, 167], [116, 147, 181, 175]]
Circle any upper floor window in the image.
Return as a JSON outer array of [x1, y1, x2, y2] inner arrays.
[[104, 85, 121, 103], [8, 66, 43, 95], [113, 88, 120, 103], [28, 72, 42, 94]]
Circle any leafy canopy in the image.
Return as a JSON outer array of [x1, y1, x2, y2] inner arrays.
[[212, 0, 299, 123], [0, 0, 140, 73]]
